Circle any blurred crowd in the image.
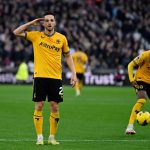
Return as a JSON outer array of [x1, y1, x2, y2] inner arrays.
[[0, 0, 150, 72]]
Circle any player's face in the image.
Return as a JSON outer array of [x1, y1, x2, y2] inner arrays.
[[44, 15, 56, 32]]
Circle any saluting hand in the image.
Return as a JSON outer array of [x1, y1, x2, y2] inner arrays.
[[30, 18, 45, 26]]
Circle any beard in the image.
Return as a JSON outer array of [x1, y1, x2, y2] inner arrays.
[[45, 26, 53, 32]]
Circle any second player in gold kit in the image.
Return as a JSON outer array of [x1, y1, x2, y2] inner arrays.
[[72, 49, 88, 96], [125, 50, 150, 134]]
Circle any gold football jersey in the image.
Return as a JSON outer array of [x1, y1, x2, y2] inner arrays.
[[72, 51, 88, 73], [133, 50, 150, 84], [26, 31, 69, 79]]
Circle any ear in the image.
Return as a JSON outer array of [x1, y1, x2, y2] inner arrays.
[[43, 21, 45, 27], [54, 21, 56, 28]]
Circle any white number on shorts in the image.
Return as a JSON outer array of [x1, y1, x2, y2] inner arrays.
[[59, 87, 63, 96]]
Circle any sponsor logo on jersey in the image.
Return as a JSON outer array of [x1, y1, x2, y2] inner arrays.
[[39, 42, 60, 52]]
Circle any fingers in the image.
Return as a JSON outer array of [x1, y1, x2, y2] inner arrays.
[[32, 18, 44, 26], [132, 81, 139, 89], [70, 79, 77, 87], [70, 74, 77, 87], [36, 18, 45, 22]]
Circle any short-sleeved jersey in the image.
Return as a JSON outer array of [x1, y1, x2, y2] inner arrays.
[[72, 51, 88, 74], [133, 50, 150, 84], [26, 31, 69, 79]]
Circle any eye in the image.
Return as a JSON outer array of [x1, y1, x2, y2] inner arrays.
[[51, 19, 54, 22]]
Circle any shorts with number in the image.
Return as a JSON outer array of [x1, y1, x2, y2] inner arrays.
[[136, 81, 150, 99], [32, 77, 63, 103]]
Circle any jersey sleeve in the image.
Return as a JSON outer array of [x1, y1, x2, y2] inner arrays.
[[128, 61, 136, 82], [26, 31, 38, 42], [133, 52, 145, 66], [62, 36, 70, 54]]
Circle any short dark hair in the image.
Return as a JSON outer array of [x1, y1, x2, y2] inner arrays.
[[43, 12, 55, 17]]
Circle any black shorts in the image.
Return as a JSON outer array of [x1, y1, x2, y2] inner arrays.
[[32, 77, 63, 103], [76, 73, 84, 80], [136, 81, 150, 99]]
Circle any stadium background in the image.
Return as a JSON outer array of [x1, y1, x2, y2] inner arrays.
[[0, 0, 150, 85], [1, 0, 150, 150]]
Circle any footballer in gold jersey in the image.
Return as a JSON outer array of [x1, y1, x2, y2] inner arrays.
[[125, 50, 150, 135], [72, 49, 88, 96], [13, 13, 77, 145]]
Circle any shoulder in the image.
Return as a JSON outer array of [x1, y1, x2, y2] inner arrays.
[[26, 31, 41, 37], [140, 50, 150, 59], [27, 31, 40, 34], [81, 51, 88, 57], [55, 32, 67, 40], [143, 50, 150, 56], [142, 50, 150, 61], [134, 50, 150, 63]]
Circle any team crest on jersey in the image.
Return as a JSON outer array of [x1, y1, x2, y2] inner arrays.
[[56, 39, 61, 44]]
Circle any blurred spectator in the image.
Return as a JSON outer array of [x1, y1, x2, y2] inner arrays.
[[0, 0, 150, 72], [16, 60, 29, 84], [114, 65, 125, 86]]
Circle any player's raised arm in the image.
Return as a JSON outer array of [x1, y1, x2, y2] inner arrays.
[[13, 18, 44, 37]]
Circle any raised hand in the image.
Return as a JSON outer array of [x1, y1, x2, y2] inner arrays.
[[31, 18, 45, 26]]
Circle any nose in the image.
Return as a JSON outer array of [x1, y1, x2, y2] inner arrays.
[[47, 22, 51, 26]]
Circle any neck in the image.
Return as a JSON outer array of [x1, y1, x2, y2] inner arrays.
[[44, 29, 55, 36]]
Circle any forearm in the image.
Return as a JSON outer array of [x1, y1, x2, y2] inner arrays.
[[128, 61, 136, 82], [13, 21, 33, 36], [65, 55, 76, 75]]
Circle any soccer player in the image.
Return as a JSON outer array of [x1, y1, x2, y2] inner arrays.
[[13, 13, 77, 145], [72, 48, 88, 96], [125, 50, 150, 134]]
